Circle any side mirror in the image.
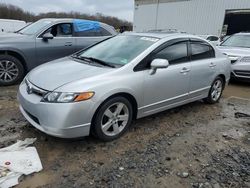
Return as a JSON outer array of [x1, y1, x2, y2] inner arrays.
[[150, 59, 169, 75], [42, 33, 54, 41]]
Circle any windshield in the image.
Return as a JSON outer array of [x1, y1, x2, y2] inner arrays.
[[78, 35, 159, 66], [221, 35, 250, 48], [18, 20, 53, 35]]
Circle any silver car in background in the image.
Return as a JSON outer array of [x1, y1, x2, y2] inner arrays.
[[218, 33, 250, 82], [0, 18, 116, 86], [18, 33, 231, 141]]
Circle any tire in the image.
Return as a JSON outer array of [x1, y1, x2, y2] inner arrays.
[[0, 54, 25, 86], [92, 96, 133, 141], [204, 76, 224, 104]]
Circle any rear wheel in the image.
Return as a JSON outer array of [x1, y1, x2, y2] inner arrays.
[[205, 77, 224, 104], [0, 55, 24, 86], [92, 96, 133, 141]]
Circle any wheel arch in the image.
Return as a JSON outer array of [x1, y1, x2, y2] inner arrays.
[[0, 50, 28, 73], [217, 74, 226, 89], [91, 92, 138, 126]]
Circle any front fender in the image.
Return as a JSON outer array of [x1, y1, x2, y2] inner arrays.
[[90, 87, 139, 121], [0, 46, 28, 64]]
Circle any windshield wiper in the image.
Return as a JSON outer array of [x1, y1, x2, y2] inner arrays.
[[71, 55, 91, 62], [87, 57, 115, 68], [72, 55, 115, 68]]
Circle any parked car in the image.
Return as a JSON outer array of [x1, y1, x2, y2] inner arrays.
[[18, 32, 231, 141], [0, 18, 117, 86], [199, 35, 220, 46], [0, 19, 26, 33], [218, 33, 250, 82]]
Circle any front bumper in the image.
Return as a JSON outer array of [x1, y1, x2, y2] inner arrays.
[[18, 82, 95, 138], [231, 70, 250, 82]]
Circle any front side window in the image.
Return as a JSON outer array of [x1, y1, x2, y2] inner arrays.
[[220, 34, 250, 48], [78, 35, 158, 66], [43, 23, 72, 37], [153, 42, 189, 64], [191, 42, 215, 61]]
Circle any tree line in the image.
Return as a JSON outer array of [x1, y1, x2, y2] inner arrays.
[[0, 3, 132, 30]]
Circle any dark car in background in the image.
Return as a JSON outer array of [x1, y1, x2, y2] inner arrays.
[[0, 18, 117, 86]]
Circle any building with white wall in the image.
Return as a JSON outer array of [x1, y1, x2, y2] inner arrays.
[[134, 0, 250, 36]]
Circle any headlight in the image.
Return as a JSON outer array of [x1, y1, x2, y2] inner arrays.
[[228, 55, 240, 61], [41, 91, 94, 103]]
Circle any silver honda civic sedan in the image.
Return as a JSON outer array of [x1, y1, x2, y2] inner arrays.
[[18, 32, 231, 141]]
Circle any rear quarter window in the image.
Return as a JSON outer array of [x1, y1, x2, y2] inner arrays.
[[74, 27, 112, 37]]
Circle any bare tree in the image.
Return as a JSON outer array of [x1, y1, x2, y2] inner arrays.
[[0, 3, 132, 30]]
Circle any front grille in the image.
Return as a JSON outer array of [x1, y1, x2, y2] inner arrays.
[[25, 79, 48, 97], [240, 57, 250, 63], [234, 70, 250, 77], [24, 109, 40, 125]]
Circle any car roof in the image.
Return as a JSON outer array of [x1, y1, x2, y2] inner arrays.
[[38, 18, 116, 34], [235, 32, 250, 36], [122, 32, 203, 40], [39, 18, 108, 26]]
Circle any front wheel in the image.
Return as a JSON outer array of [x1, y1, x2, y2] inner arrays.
[[204, 77, 224, 104], [0, 55, 25, 86], [92, 96, 133, 141]]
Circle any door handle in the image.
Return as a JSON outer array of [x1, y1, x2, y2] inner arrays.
[[180, 67, 190, 73], [65, 42, 73, 46], [209, 62, 216, 68]]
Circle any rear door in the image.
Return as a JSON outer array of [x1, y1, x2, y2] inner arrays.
[[35, 22, 75, 64], [188, 39, 217, 99], [73, 26, 113, 51]]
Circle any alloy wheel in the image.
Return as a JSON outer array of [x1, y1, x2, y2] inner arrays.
[[0, 60, 19, 83], [211, 80, 223, 101], [101, 102, 130, 136]]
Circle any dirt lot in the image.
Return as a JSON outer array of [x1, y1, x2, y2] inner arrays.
[[0, 82, 250, 188]]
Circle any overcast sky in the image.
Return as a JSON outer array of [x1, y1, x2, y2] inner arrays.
[[3, 0, 134, 21]]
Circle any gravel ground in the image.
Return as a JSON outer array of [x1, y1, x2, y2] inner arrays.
[[0, 82, 250, 188]]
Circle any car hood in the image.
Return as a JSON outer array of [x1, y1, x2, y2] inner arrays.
[[28, 57, 114, 91], [218, 46, 250, 57]]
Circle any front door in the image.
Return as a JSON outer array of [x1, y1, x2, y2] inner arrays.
[[142, 41, 191, 115], [35, 23, 75, 65]]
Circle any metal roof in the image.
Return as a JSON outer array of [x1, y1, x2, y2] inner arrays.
[[135, 0, 189, 5]]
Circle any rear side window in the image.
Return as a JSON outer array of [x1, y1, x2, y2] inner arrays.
[[74, 27, 112, 37], [153, 42, 189, 64], [191, 42, 215, 61]]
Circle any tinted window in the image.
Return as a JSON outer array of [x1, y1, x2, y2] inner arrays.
[[154, 42, 189, 64], [100, 28, 112, 36], [74, 27, 111, 37], [207, 36, 218, 41], [191, 42, 215, 61]]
